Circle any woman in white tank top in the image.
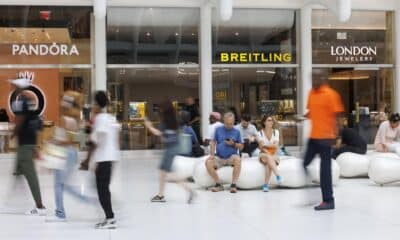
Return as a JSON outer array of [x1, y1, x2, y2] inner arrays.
[[257, 115, 282, 192]]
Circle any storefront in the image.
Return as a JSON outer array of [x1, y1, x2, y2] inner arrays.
[[1, 0, 400, 151]]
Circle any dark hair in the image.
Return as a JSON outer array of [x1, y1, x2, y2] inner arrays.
[[160, 100, 178, 130], [241, 114, 251, 122], [260, 115, 275, 129], [228, 106, 239, 124], [389, 113, 400, 123], [178, 110, 191, 126], [94, 91, 108, 108]]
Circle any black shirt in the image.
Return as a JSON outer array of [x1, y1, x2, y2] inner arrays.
[[12, 96, 41, 145], [340, 128, 367, 150], [184, 104, 200, 124]]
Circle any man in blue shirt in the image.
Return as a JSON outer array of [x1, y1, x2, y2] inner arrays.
[[205, 112, 243, 193]]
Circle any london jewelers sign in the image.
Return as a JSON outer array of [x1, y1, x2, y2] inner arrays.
[[330, 45, 377, 63], [12, 43, 80, 56]]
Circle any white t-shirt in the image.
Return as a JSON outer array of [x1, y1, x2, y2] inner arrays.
[[258, 129, 280, 146], [91, 113, 120, 162], [235, 123, 259, 142], [207, 121, 224, 140]]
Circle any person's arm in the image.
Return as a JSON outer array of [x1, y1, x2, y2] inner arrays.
[[189, 116, 200, 125], [144, 119, 162, 137], [374, 123, 387, 152], [189, 127, 199, 144]]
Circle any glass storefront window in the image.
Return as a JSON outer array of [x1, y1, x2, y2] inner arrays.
[[212, 9, 297, 64], [0, 6, 92, 64], [107, 67, 199, 149], [312, 10, 394, 64], [212, 67, 298, 145], [107, 8, 199, 64]]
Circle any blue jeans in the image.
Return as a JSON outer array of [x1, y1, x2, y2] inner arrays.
[[54, 147, 91, 218]]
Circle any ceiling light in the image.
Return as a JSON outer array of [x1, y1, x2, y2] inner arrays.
[[146, 32, 151, 37], [191, 33, 196, 36], [175, 33, 179, 36], [235, 32, 239, 36]]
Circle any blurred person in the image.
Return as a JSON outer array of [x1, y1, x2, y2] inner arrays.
[[302, 69, 344, 211], [205, 112, 243, 193], [203, 112, 223, 147], [228, 106, 240, 125], [86, 91, 120, 229], [46, 91, 95, 222], [235, 114, 258, 157], [374, 113, 400, 155], [184, 97, 201, 144], [257, 115, 283, 192], [0, 108, 9, 153], [179, 111, 204, 157], [375, 102, 388, 126], [5, 78, 46, 215], [145, 100, 196, 203], [332, 126, 367, 159]]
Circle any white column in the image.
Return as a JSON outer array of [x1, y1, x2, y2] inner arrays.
[[94, 15, 107, 91], [394, 8, 400, 113], [300, 6, 313, 146], [200, 2, 213, 140]]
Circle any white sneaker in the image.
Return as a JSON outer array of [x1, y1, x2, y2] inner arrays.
[[45, 215, 66, 222], [95, 218, 117, 229], [25, 207, 47, 216]]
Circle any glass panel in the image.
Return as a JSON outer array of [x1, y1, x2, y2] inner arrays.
[[212, 67, 298, 145], [0, 6, 92, 64], [107, 8, 199, 64], [312, 10, 393, 64], [107, 67, 199, 149], [212, 9, 297, 64]]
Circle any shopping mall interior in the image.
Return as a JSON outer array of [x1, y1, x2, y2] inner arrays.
[[1, 0, 400, 239]]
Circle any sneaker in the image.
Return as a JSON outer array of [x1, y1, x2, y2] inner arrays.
[[229, 183, 238, 193], [151, 195, 166, 203], [25, 207, 47, 216], [187, 190, 197, 204], [314, 201, 335, 211], [276, 175, 283, 185], [262, 184, 269, 192], [211, 183, 224, 192], [45, 214, 66, 222], [95, 218, 117, 229]]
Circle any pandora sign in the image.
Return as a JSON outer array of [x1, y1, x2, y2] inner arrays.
[[12, 43, 80, 56], [330, 45, 377, 63]]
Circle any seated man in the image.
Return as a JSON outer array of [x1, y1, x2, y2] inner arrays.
[[179, 111, 204, 157], [205, 112, 243, 193], [374, 113, 400, 154], [235, 114, 259, 157], [203, 112, 223, 147], [332, 127, 367, 159]]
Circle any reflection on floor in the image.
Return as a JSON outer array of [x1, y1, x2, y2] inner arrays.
[[0, 150, 399, 240]]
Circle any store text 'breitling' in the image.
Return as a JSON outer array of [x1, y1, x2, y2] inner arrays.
[[12, 43, 80, 56], [220, 52, 292, 63]]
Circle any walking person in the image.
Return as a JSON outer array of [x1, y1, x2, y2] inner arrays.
[[0, 108, 10, 153], [144, 100, 195, 203], [302, 69, 344, 211], [7, 78, 46, 215], [46, 91, 95, 222], [257, 115, 283, 192], [85, 91, 120, 229]]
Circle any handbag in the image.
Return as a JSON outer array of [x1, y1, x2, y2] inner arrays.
[[178, 132, 192, 155]]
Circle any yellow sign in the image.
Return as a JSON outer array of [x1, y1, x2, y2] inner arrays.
[[220, 52, 292, 63], [215, 91, 227, 101]]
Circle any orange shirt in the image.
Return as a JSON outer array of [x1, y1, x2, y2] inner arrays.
[[307, 84, 344, 139]]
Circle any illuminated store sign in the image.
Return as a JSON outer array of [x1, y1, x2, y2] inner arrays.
[[12, 43, 80, 56], [220, 52, 292, 63], [330, 45, 377, 63]]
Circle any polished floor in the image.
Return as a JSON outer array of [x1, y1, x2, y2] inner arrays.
[[0, 150, 399, 240]]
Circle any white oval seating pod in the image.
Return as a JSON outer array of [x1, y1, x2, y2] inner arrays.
[[170, 156, 208, 180], [336, 152, 369, 178], [236, 158, 265, 189], [368, 156, 400, 185], [192, 159, 233, 188], [271, 157, 308, 188], [307, 158, 340, 186]]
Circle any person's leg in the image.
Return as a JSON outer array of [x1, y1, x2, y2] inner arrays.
[[158, 170, 167, 197], [303, 140, 318, 172], [19, 145, 44, 208], [205, 156, 221, 183], [95, 162, 114, 219], [266, 155, 279, 176], [231, 155, 241, 184], [54, 169, 65, 218], [0, 135, 4, 152], [318, 141, 334, 203]]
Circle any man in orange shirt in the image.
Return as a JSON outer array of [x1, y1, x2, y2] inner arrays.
[[303, 69, 344, 211]]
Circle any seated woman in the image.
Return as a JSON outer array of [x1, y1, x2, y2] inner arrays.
[[257, 115, 283, 192], [179, 111, 204, 157], [374, 113, 400, 154]]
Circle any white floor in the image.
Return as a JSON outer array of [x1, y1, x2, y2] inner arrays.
[[0, 150, 399, 240]]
